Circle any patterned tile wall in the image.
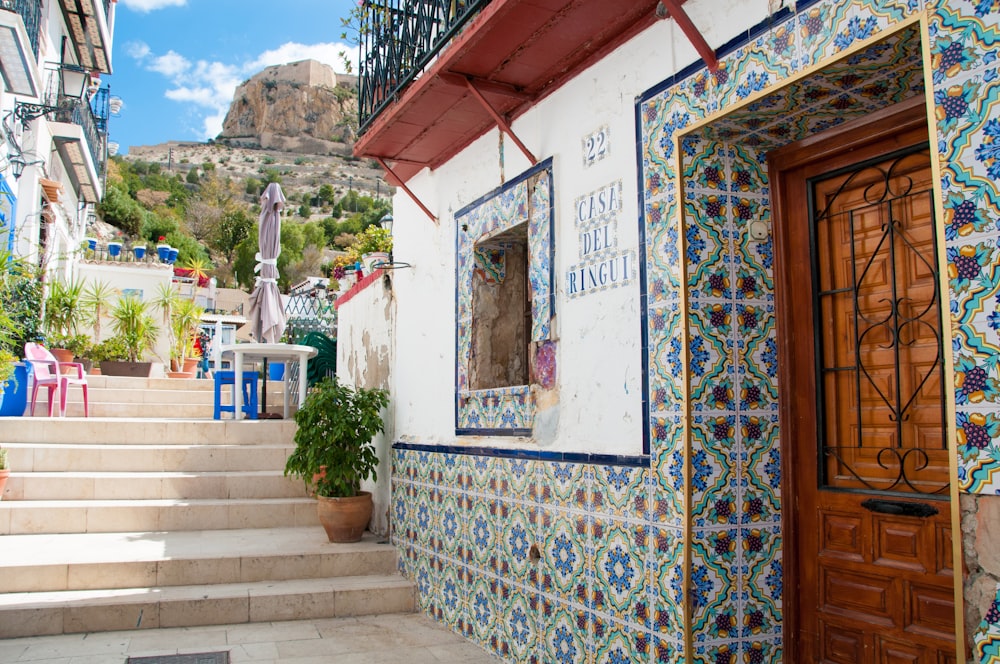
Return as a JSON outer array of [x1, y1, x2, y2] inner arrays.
[[399, 0, 1000, 662], [455, 161, 555, 434], [393, 448, 661, 663]]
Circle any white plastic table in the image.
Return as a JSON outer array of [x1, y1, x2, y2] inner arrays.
[[220, 343, 318, 420]]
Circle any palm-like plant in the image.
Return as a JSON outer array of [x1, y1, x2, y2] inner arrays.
[[81, 280, 115, 342], [109, 296, 159, 363], [152, 282, 179, 361], [44, 279, 85, 345], [171, 297, 204, 366]]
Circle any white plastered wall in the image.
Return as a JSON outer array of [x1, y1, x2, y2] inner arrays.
[[387, 0, 772, 454]]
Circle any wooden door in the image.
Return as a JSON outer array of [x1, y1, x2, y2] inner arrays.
[[771, 99, 957, 664]]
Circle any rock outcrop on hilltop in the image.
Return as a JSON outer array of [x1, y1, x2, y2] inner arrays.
[[218, 59, 360, 156]]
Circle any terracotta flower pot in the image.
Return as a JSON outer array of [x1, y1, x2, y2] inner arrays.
[[51, 348, 76, 375], [316, 490, 372, 543], [0, 468, 9, 501]]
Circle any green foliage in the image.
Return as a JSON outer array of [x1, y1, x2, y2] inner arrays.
[[109, 296, 159, 362], [171, 297, 204, 363], [185, 168, 200, 184], [44, 279, 86, 341], [284, 377, 389, 497], [89, 336, 130, 362], [298, 204, 312, 219], [212, 208, 254, 262], [140, 214, 180, 244], [0, 250, 43, 357], [164, 231, 210, 265], [245, 177, 262, 196], [348, 224, 392, 260], [98, 183, 144, 235], [81, 280, 115, 341], [0, 447, 7, 469]]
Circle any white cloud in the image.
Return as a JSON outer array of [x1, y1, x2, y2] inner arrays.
[[149, 51, 191, 77], [140, 40, 356, 140], [125, 41, 151, 60], [119, 0, 186, 12]]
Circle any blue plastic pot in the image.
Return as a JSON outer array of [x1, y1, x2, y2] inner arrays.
[[157, 244, 171, 261], [0, 362, 28, 416], [133, 246, 146, 260], [168, 248, 179, 263]]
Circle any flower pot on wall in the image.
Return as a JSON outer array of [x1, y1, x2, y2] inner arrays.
[[107, 242, 122, 258], [133, 245, 146, 260], [316, 491, 372, 543], [362, 252, 389, 273]]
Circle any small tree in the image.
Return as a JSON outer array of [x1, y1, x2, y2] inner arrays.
[[81, 280, 115, 343], [109, 296, 159, 362]]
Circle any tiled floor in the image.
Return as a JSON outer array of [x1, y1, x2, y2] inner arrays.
[[0, 613, 501, 664]]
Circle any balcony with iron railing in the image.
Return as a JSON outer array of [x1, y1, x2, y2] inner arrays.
[[353, 0, 662, 185], [0, 0, 41, 58]]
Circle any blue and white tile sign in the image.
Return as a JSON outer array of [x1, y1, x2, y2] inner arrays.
[[566, 179, 635, 298]]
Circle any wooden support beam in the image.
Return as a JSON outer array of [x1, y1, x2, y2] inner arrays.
[[376, 157, 438, 223]]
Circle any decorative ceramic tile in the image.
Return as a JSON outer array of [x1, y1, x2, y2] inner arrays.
[[542, 461, 589, 509], [651, 526, 685, 637], [542, 605, 588, 664], [690, 416, 737, 528], [592, 465, 650, 520], [974, 586, 1000, 663], [540, 507, 589, 606], [931, 1, 1000, 85], [593, 619, 652, 664], [497, 500, 539, 584], [689, 530, 739, 644], [741, 524, 783, 639], [469, 499, 497, 570], [500, 580, 540, 662], [592, 517, 649, 626]]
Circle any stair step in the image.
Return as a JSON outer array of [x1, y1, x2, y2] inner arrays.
[[0, 574, 416, 637], [3, 470, 308, 500], [4, 443, 293, 472], [0, 418, 296, 444], [0, 497, 320, 534], [0, 528, 399, 593]]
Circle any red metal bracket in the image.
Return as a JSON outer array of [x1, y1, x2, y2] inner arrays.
[[658, 0, 718, 73], [460, 76, 537, 166], [376, 157, 438, 223]]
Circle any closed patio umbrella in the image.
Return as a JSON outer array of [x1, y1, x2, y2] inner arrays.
[[246, 182, 288, 417]]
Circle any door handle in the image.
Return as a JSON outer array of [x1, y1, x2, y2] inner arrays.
[[860, 498, 938, 517]]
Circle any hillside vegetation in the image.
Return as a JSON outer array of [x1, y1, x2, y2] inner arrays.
[[97, 153, 390, 291]]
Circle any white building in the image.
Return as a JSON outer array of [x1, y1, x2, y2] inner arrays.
[[0, 0, 114, 281]]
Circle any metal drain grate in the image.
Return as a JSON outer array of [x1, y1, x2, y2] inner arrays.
[[126, 652, 229, 664]]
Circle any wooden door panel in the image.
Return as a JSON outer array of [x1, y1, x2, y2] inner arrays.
[[770, 100, 957, 663]]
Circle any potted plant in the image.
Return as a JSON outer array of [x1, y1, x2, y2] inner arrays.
[[284, 376, 389, 542], [170, 297, 204, 377], [0, 447, 8, 501], [100, 296, 159, 377], [44, 279, 86, 366], [0, 249, 42, 415], [349, 225, 392, 274]]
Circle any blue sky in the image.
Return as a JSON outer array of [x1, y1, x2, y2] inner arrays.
[[111, 0, 358, 154]]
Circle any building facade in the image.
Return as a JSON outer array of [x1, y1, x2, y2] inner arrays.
[[349, 0, 1000, 661], [0, 0, 114, 282]]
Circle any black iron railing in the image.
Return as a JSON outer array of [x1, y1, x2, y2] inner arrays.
[[52, 94, 106, 177], [0, 0, 43, 58], [358, 0, 490, 133]]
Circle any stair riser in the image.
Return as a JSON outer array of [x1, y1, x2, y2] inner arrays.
[[0, 584, 415, 638], [4, 445, 293, 472], [3, 474, 308, 501], [1, 419, 296, 444], [0, 501, 320, 535], [3, 550, 400, 593]]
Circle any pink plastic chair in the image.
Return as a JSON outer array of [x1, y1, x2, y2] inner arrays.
[[24, 342, 89, 417]]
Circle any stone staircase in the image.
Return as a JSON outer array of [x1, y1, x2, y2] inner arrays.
[[25, 374, 289, 419], [0, 378, 414, 639]]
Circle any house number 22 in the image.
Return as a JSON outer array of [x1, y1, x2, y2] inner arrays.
[[583, 126, 609, 166]]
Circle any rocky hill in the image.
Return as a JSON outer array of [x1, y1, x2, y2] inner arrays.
[[124, 60, 388, 203], [218, 59, 359, 156]]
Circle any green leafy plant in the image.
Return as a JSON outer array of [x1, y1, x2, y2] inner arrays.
[[0, 349, 16, 395], [81, 280, 115, 342], [44, 279, 86, 344], [171, 297, 204, 365], [0, 447, 7, 470], [347, 225, 392, 264], [109, 296, 159, 363], [284, 377, 389, 498], [89, 336, 130, 363]]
